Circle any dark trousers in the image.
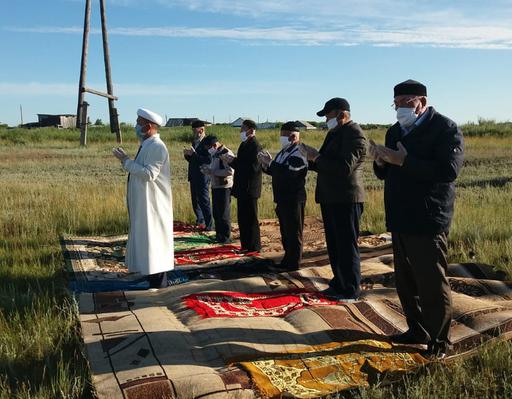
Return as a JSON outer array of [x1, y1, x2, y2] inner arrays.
[[147, 272, 168, 289], [276, 200, 305, 270], [190, 180, 212, 230], [212, 188, 232, 242], [237, 197, 261, 251], [321, 202, 363, 299], [392, 232, 452, 352]]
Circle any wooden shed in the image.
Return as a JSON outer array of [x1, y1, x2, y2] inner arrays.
[[37, 114, 77, 129], [295, 120, 317, 130]]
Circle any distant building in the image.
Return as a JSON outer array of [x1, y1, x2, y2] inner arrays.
[[230, 117, 249, 128], [295, 120, 317, 130], [37, 114, 77, 129], [256, 122, 277, 129], [165, 118, 211, 127]]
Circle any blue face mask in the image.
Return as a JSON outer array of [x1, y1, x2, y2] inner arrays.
[[135, 124, 145, 140]]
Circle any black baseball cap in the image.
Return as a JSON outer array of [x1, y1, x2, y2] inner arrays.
[[316, 97, 350, 116]]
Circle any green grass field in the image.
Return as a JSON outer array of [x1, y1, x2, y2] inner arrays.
[[0, 123, 511, 398]]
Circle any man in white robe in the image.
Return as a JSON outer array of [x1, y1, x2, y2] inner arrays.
[[112, 108, 173, 288]]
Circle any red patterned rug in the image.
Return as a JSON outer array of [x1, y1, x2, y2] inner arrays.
[[175, 245, 260, 265], [183, 290, 340, 318], [173, 221, 203, 233]]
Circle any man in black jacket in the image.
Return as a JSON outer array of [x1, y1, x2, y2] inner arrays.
[[221, 119, 262, 251], [258, 121, 308, 271], [183, 120, 212, 230], [370, 79, 464, 359], [306, 98, 367, 300]]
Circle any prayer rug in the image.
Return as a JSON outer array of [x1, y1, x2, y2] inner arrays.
[[239, 339, 428, 398], [68, 218, 512, 398], [175, 245, 259, 266], [173, 221, 213, 234], [62, 234, 264, 292], [173, 231, 218, 251], [183, 290, 339, 318], [78, 256, 512, 399], [62, 219, 393, 293], [62, 222, 263, 293], [247, 218, 392, 256]]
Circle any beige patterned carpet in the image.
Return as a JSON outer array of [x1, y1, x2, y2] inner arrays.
[[65, 219, 512, 398]]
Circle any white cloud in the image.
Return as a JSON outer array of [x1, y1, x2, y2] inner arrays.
[[61, 0, 512, 29], [7, 24, 512, 49], [145, 0, 512, 27], [0, 80, 304, 97]]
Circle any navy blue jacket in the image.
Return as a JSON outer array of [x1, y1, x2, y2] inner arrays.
[[374, 107, 464, 234], [185, 138, 211, 184], [265, 143, 308, 203]]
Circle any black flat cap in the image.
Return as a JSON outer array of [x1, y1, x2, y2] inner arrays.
[[191, 120, 205, 128], [281, 121, 300, 132], [394, 79, 427, 97], [316, 97, 350, 116], [203, 135, 218, 146]]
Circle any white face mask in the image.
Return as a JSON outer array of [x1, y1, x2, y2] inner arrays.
[[240, 131, 248, 142], [280, 136, 290, 148], [326, 117, 338, 130], [396, 107, 418, 128], [208, 147, 216, 155]]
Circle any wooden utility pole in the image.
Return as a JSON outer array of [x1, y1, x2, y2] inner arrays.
[[99, 0, 121, 142], [76, 0, 122, 145], [79, 101, 89, 146], [76, 0, 91, 130]]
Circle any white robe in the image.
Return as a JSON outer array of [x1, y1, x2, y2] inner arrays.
[[122, 134, 174, 275]]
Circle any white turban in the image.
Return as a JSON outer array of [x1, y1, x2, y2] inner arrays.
[[137, 108, 164, 126]]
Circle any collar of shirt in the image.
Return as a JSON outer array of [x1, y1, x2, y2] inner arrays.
[[141, 133, 159, 149]]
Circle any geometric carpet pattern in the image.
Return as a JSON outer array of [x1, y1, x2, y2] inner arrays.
[[71, 219, 512, 398]]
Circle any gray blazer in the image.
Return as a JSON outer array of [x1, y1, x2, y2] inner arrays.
[[310, 121, 367, 204]]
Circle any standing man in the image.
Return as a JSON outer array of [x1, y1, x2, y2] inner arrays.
[[370, 79, 464, 359], [221, 119, 262, 252], [258, 122, 308, 271], [112, 108, 173, 289], [184, 120, 212, 230], [200, 135, 235, 244], [304, 98, 367, 301]]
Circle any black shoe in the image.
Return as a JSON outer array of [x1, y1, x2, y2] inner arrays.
[[320, 287, 340, 297], [423, 342, 451, 360], [390, 330, 429, 345], [217, 237, 233, 244], [242, 247, 261, 253], [267, 264, 298, 273], [148, 272, 168, 289], [319, 287, 358, 302]]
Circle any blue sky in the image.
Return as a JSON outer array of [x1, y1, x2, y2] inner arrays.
[[1, 0, 511, 126]]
